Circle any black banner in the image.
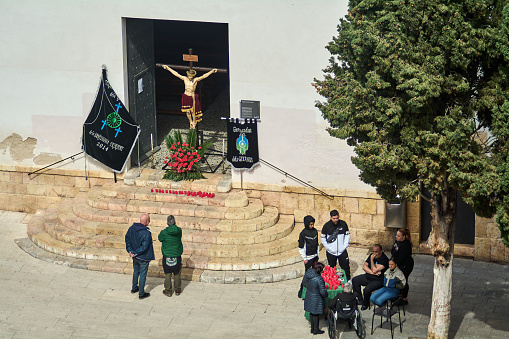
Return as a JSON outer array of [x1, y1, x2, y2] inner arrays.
[[227, 118, 259, 170], [82, 70, 140, 173]]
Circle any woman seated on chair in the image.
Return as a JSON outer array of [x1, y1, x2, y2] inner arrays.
[[369, 259, 406, 307]]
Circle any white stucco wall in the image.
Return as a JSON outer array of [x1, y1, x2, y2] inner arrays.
[[0, 0, 374, 191]]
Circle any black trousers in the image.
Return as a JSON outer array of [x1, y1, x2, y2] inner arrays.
[[351, 274, 383, 307], [310, 313, 320, 333], [400, 257, 414, 298], [326, 250, 351, 281], [304, 256, 319, 272]]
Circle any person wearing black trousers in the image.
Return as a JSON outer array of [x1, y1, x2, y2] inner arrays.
[[391, 228, 414, 305], [351, 244, 390, 310], [320, 210, 351, 281]]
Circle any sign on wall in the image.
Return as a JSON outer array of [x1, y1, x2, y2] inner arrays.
[[226, 118, 259, 170], [240, 100, 260, 119], [82, 69, 140, 173]]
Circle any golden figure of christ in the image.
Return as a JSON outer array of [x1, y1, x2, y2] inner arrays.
[[162, 65, 217, 129]]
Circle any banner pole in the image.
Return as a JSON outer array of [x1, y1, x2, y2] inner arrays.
[[241, 171, 243, 190], [150, 133, 155, 169]]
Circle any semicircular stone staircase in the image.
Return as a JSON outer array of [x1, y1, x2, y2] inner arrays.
[[26, 171, 304, 283]]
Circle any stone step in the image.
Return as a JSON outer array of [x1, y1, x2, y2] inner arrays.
[[89, 184, 251, 214], [29, 209, 303, 273], [18, 234, 303, 284], [71, 192, 278, 232], [97, 184, 247, 207], [79, 190, 263, 225], [43, 203, 297, 258], [87, 187, 231, 211], [206, 225, 301, 258], [23, 171, 306, 284], [123, 169, 232, 193]]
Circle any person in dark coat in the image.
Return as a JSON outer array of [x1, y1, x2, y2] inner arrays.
[[302, 261, 328, 335], [125, 214, 155, 300], [391, 228, 414, 305]]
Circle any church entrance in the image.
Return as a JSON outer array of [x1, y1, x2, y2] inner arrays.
[[125, 18, 230, 167]]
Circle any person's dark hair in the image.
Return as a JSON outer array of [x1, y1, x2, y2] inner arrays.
[[389, 257, 397, 265], [330, 210, 339, 217], [312, 261, 325, 274], [303, 215, 315, 229], [374, 244, 383, 252], [397, 228, 413, 246], [167, 215, 176, 226]]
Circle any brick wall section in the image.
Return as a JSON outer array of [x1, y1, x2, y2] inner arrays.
[[0, 165, 122, 213], [235, 180, 509, 264]]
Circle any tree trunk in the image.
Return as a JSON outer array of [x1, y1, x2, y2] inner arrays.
[[427, 187, 457, 339]]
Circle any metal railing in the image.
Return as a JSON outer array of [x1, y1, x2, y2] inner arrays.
[[197, 148, 334, 200], [28, 152, 83, 177]]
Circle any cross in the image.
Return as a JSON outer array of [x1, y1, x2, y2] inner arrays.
[[182, 48, 198, 72], [101, 119, 107, 130], [114, 127, 122, 138], [115, 103, 122, 113]]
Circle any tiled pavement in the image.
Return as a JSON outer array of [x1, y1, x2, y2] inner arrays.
[[1, 210, 509, 338]]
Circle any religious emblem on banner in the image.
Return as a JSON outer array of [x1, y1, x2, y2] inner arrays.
[[82, 67, 140, 173], [236, 133, 249, 155]]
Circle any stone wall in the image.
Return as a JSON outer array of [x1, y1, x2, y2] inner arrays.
[[0, 165, 121, 213], [237, 181, 420, 256], [474, 215, 509, 263], [234, 180, 509, 264]]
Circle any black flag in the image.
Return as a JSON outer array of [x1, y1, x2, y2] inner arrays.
[[82, 69, 140, 173], [226, 118, 259, 170]]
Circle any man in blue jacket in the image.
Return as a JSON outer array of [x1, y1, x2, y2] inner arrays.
[[125, 214, 155, 299], [320, 209, 351, 281]]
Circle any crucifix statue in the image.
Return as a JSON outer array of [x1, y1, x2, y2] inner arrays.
[[160, 49, 217, 129]]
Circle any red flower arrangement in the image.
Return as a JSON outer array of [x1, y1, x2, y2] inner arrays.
[[162, 129, 212, 182], [164, 142, 202, 174]]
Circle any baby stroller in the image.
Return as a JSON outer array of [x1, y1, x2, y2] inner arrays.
[[327, 293, 365, 339]]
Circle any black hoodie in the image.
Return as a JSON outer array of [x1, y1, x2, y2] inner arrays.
[[298, 215, 319, 260]]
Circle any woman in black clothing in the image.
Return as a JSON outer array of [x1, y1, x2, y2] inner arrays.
[[391, 228, 414, 304], [302, 261, 327, 335]]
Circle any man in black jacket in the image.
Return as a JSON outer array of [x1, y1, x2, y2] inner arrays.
[[125, 214, 155, 300], [351, 244, 389, 310], [320, 210, 351, 280]]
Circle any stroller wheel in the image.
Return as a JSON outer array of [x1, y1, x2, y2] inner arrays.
[[327, 309, 337, 339]]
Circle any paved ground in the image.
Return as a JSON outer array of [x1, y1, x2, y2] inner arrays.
[[1, 210, 508, 339]]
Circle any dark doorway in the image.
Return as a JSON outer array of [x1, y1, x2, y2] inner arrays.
[[153, 19, 230, 145], [125, 18, 229, 166], [420, 188, 475, 245], [125, 18, 157, 166]]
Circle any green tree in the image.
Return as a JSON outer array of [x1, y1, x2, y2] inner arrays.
[[314, 1, 509, 338]]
